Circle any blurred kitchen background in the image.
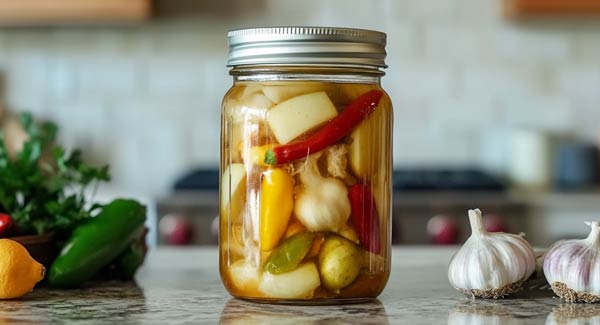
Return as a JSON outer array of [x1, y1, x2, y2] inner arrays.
[[0, 0, 599, 247]]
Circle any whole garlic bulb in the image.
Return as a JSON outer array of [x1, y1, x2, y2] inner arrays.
[[448, 209, 536, 299], [543, 221, 600, 303]]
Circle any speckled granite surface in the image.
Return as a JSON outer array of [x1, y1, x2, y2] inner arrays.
[[1, 248, 598, 324]]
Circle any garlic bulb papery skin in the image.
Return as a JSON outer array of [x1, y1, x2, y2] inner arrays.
[[448, 209, 537, 299], [543, 221, 600, 303]]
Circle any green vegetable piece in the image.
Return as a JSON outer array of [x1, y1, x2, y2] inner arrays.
[[0, 112, 110, 237], [117, 238, 147, 280], [48, 199, 146, 288], [264, 232, 316, 274], [318, 235, 362, 290]]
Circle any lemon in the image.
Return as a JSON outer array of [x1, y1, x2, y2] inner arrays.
[[0, 239, 45, 299]]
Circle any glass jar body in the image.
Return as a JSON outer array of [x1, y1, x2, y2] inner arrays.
[[219, 67, 393, 303]]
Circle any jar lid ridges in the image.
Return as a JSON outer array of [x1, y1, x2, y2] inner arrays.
[[227, 27, 386, 44], [227, 26, 387, 69]]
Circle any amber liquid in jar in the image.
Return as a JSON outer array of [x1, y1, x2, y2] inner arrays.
[[219, 67, 392, 303]]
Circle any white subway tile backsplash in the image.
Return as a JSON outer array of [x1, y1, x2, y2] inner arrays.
[[479, 128, 512, 174], [556, 65, 600, 103], [389, 62, 455, 98], [0, 33, 7, 64], [51, 99, 108, 154], [455, 0, 499, 22], [500, 96, 574, 133], [76, 58, 139, 99], [394, 97, 431, 126], [0, 0, 598, 196], [391, 0, 457, 21], [47, 58, 77, 103], [429, 95, 498, 131], [572, 30, 600, 61], [571, 102, 600, 141], [305, 0, 387, 29], [424, 23, 496, 62], [496, 27, 571, 62], [394, 127, 477, 167], [146, 59, 206, 96], [3, 53, 51, 116], [203, 59, 233, 113], [462, 65, 549, 99]]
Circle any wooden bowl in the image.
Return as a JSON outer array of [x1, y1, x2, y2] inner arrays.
[[10, 233, 57, 268]]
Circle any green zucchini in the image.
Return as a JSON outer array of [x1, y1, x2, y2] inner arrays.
[[48, 199, 146, 288]]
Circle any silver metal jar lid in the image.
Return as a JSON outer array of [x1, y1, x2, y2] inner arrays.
[[227, 27, 387, 69]]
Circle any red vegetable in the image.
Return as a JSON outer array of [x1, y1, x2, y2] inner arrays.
[[264, 90, 383, 166], [348, 183, 381, 254], [0, 213, 14, 238], [483, 214, 508, 233], [427, 215, 459, 245]]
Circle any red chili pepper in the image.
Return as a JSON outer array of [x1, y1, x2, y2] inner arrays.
[[264, 90, 383, 166], [348, 183, 381, 254], [0, 213, 14, 238]]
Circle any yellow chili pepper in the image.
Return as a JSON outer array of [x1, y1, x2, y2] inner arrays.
[[260, 168, 294, 251]]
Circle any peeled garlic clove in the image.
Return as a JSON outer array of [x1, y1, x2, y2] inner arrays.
[[258, 262, 320, 299], [543, 221, 600, 303], [448, 209, 536, 299], [229, 259, 260, 292]]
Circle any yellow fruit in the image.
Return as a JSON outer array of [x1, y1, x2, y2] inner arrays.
[[0, 239, 45, 299], [259, 168, 294, 251], [318, 235, 362, 290]]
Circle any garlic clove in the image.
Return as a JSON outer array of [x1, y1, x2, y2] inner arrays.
[[543, 221, 600, 303], [448, 209, 536, 299]]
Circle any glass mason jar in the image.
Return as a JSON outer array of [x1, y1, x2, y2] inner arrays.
[[219, 27, 392, 303]]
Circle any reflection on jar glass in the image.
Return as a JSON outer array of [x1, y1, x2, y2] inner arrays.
[[219, 27, 393, 303], [219, 298, 388, 324]]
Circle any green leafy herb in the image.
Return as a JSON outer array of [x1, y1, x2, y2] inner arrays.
[[0, 112, 110, 237]]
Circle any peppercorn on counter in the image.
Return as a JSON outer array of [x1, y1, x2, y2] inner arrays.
[[0, 247, 585, 324]]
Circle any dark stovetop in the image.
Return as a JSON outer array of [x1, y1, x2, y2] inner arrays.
[[392, 169, 505, 191]]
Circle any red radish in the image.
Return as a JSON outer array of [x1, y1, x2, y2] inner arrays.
[[483, 214, 508, 233], [168, 222, 193, 246], [427, 215, 459, 245], [159, 215, 194, 246], [0, 213, 14, 238]]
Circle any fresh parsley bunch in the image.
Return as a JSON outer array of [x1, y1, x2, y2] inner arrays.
[[0, 113, 110, 237]]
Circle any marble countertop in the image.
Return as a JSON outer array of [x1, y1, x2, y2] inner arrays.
[[1, 247, 597, 324]]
